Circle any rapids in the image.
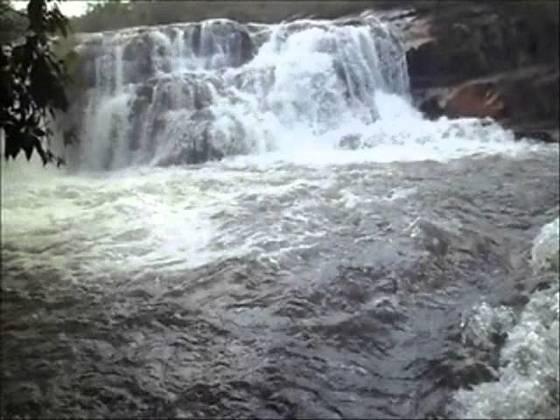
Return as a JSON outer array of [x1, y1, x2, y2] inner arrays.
[[1, 14, 559, 419]]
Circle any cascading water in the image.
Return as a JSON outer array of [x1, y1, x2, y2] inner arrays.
[[71, 17, 407, 169], [68, 16, 528, 171], [2, 13, 559, 420]]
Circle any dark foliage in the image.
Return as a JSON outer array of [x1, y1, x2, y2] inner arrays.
[[71, 1, 559, 37], [0, 0, 27, 44], [0, 0, 70, 166], [70, 0, 418, 32]]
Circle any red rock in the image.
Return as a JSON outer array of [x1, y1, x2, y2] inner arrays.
[[442, 82, 506, 119]]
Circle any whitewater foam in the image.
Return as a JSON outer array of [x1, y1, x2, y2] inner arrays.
[[61, 16, 550, 171], [454, 218, 560, 419], [531, 217, 560, 274]]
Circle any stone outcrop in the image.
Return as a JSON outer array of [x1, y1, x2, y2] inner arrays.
[[379, 1, 559, 142], [428, 81, 506, 120]]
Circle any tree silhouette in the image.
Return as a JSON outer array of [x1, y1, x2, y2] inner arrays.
[[0, 0, 70, 166]]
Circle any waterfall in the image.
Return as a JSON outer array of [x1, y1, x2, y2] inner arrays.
[[69, 16, 410, 170]]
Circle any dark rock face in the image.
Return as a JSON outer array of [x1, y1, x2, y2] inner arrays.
[[185, 20, 255, 68], [382, 1, 559, 141], [121, 33, 155, 83], [421, 81, 506, 120], [446, 82, 506, 120]]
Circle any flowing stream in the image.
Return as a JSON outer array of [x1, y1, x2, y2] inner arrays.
[[1, 15, 559, 419]]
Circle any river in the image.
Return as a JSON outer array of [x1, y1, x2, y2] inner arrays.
[[1, 15, 559, 419]]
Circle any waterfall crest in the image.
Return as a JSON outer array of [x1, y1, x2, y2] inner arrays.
[[69, 16, 410, 169]]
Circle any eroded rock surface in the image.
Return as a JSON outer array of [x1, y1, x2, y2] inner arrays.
[[380, 1, 559, 142]]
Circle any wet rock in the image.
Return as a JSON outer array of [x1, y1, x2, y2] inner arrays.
[[154, 109, 243, 166], [122, 34, 154, 83], [338, 134, 362, 150], [231, 67, 275, 98], [403, 4, 558, 89], [186, 20, 255, 68], [531, 217, 559, 274], [417, 93, 444, 120], [76, 58, 97, 89], [75, 39, 104, 89], [191, 78, 218, 110], [387, 1, 559, 140], [407, 218, 453, 258], [512, 127, 559, 143], [440, 82, 506, 120], [135, 83, 154, 102]]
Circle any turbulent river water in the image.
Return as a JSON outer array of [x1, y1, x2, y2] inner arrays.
[[1, 15, 559, 419]]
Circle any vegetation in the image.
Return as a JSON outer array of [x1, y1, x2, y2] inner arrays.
[[0, 0, 71, 165], [70, 0, 438, 33], [0, 0, 27, 44], [70, 0, 559, 33]]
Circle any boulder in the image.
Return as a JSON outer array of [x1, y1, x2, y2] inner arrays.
[[122, 33, 154, 83], [531, 217, 560, 274], [441, 82, 506, 119], [338, 134, 363, 150], [415, 66, 558, 140], [185, 20, 255, 68], [382, 1, 559, 140], [154, 109, 233, 166]]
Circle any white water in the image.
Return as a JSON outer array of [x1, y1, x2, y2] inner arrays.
[[455, 288, 559, 420], [2, 15, 558, 419], [531, 218, 560, 274], [67, 17, 541, 170], [4, 16, 550, 276], [454, 219, 559, 419]]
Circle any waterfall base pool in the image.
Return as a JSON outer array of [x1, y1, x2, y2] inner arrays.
[[2, 147, 558, 418], [2, 13, 559, 420]]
